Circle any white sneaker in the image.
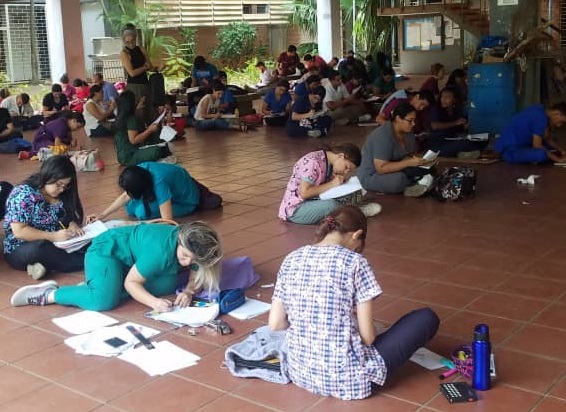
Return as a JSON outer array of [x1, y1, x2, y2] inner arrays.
[[27, 263, 47, 280], [11, 280, 58, 306], [358, 113, 372, 123], [418, 174, 434, 187], [404, 174, 434, 198], [359, 203, 382, 217], [307, 129, 322, 138]]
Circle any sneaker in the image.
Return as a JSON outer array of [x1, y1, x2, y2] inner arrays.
[[307, 129, 322, 138], [404, 174, 434, 198], [335, 118, 350, 126], [358, 113, 372, 123], [457, 150, 481, 159], [158, 155, 177, 164], [27, 262, 47, 280], [359, 203, 382, 217], [10, 280, 58, 307]]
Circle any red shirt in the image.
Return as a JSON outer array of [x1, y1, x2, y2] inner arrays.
[[278, 52, 299, 76]]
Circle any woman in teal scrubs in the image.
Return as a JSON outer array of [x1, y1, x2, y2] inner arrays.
[[10, 221, 223, 312], [90, 162, 201, 221]]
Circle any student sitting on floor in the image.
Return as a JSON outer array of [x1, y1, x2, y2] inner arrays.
[[376, 90, 435, 135], [372, 67, 396, 99], [358, 102, 435, 197], [286, 85, 332, 138], [0, 93, 42, 131], [278, 143, 381, 225], [191, 56, 219, 88], [3, 156, 86, 280], [114, 91, 172, 166], [194, 82, 245, 132], [163, 95, 186, 139], [42, 84, 69, 122], [83, 85, 115, 138], [420, 63, 445, 99], [495, 103, 566, 164], [262, 80, 292, 127], [429, 87, 486, 158], [10, 221, 223, 312], [445, 68, 467, 105], [323, 70, 367, 126], [0, 108, 30, 154], [88, 162, 202, 221], [269, 205, 439, 400]]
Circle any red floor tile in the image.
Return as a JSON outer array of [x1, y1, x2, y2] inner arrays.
[[465, 292, 549, 321], [440, 311, 522, 344], [502, 325, 566, 361], [0, 365, 49, 404], [531, 397, 566, 412]]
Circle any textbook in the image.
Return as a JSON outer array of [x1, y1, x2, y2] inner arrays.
[[53, 220, 108, 253], [319, 176, 364, 200]]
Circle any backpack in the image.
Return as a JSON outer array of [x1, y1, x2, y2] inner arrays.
[[0, 181, 14, 219], [432, 167, 477, 201], [148, 72, 166, 106]]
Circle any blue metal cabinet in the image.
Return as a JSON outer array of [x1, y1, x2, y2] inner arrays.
[[468, 63, 516, 134]]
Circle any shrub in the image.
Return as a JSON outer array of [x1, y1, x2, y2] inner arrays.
[[297, 43, 318, 57], [211, 22, 258, 69]]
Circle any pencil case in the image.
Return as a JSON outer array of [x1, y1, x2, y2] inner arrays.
[[218, 288, 245, 314]]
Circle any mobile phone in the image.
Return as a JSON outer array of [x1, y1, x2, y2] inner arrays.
[[104, 337, 128, 348]]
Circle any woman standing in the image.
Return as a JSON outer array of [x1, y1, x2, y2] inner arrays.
[[83, 85, 115, 137], [3, 156, 86, 279], [10, 222, 223, 312], [358, 103, 435, 197], [269, 206, 439, 400], [114, 91, 171, 166]]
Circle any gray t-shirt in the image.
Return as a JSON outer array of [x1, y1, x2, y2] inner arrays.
[[357, 122, 416, 180]]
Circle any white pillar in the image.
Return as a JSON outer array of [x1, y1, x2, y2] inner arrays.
[[317, 0, 342, 61], [45, 0, 66, 82]]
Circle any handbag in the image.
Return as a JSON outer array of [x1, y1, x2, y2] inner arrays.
[[218, 288, 245, 314], [69, 149, 104, 172]]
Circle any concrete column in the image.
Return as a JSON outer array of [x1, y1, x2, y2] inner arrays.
[[46, 0, 86, 82], [317, 0, 342, 61]]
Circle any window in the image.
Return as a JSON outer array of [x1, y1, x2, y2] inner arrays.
[[242, 4, 269, 14]]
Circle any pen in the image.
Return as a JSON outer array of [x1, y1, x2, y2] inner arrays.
[[439, 368, 458, 380], [126, 325, 155, 350], [58, 221, 67, 230]]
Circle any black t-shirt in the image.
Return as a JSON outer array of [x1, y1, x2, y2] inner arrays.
[[42, 93, 69, 111], [0, 108, 12, 133]]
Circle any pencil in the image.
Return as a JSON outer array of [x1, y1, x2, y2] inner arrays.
[[58, 221, 66, 230]]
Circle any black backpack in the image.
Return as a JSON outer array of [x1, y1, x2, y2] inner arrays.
[[432, 167, 477, 201], [0, 181, 14, 219], [148, 71, 166, 106]]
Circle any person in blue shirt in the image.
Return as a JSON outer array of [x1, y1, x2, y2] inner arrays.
[[293, 74, 321, 99], [88, 162, 201, 221], [262, 80, 292, 126], [191, 56, 219, 88], [93, 73, 119, 104], [217, 71, 236, 114], [495, 103, 566, 164], [287, 86, 332, 138]]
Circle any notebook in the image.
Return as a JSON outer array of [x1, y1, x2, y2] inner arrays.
[[53, 220, 108, 253]]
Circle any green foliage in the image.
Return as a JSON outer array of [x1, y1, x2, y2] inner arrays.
[[0, 72, 9, 89], [98, 0, 175, 59], [286, 0, 318, 39], [211, 22, 258, 69], [162, 27, 196, 78], [223, 59, 276, 87], [297, 43, 319, 57]]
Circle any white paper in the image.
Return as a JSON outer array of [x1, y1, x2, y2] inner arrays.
[[319, 176, 364, 200], [64, 322, 160, 357], [409, 347, 446, 370], [118, 340, 200, 376], [358, 122, 380, 127], [445, 37, 455, 46], [152, 111, 166, 125], [104, 219, 140, 229], [221, 113, 237, 119], [52, 310, 118, 335], [423, 150, 440, 161], [310, 110, 328, 119], [364, 96, 382, 102], [453, 28, 461, 40], [227, 298, 271, 320], [517, 175, 540, 185], [159, 125, 177, 142], [186, 87, 200, 93], [53, 220, 108, 252], [152, 303, 219, 327], [467, 133, 489, 142]]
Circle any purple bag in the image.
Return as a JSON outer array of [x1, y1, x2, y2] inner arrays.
[[177, 256, 260, 300]]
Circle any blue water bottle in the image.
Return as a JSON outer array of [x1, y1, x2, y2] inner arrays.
[[472, 324, 491, 391]]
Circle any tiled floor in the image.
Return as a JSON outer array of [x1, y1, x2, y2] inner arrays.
[[1, 119, 566, 411]]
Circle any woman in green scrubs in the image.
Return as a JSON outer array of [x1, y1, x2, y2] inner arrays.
[[10, 221, 223, 312]]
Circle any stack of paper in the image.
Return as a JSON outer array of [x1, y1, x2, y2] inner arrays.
[[148, 303, 220, 327], [53, 220, 108, 253], [118, 340, 201, 376], [319, 176, 365, 200], [64, 322, 160, 357], [227, 298, 271, 320], [52, 310, 118, 334]]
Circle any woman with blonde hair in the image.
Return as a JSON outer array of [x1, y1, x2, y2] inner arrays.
[[10, 221, 223, 312]]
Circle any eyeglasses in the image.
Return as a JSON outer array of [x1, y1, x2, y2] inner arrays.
[[50, 181, 71, 190], [403, 117, 417, 124]]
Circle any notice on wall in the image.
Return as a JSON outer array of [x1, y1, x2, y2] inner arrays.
[[497, 0, 518, 5]]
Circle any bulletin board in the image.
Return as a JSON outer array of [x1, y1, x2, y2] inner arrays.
[[403, 16, 443, 51]]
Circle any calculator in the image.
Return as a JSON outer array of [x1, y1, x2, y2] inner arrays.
[[439, 382, 478, 403]]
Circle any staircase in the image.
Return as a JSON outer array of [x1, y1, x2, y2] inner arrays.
[[377, 1, 489, 38]]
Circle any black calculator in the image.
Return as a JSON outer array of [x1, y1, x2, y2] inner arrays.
[[440, 382, 478, 403]]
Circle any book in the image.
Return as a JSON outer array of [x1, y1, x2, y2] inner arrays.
[[319, 176, 364, 200], [53, 220, 108, 253], [227, 298, 271, 320]]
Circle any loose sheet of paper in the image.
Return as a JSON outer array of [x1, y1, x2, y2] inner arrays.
[[152, 303, 219, 327], [319, 176, 364, 200], [118, 340, 201, 376], [409, 347, 446, 370], [227, 298, 271, 320], [53, 220, 108, 252], [159, 125, 177, 142], [52, 310, 118, 335]]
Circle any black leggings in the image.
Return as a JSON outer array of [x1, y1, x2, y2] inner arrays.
[[373, 308, 440, 375], [4, 240, 86, 273]]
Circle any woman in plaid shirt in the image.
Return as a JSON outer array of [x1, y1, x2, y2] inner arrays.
[[269, 206, 439, 400]]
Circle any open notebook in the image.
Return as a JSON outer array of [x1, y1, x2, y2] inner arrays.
[[53, 220, 108, 253]]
